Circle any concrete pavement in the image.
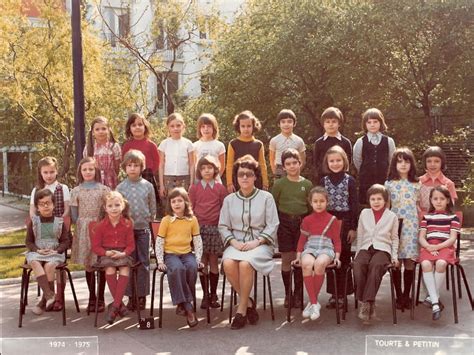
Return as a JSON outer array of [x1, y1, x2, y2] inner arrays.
[[0, 204, 28, 235], [1, 244, 473, 355]]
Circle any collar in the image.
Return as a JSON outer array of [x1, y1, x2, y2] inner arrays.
[[323, 132, 342, 141], [281, 132, 295, 139], [238, 136, 255, 142], [169, 214, 193, 223], [200, 180, 215, 189], [45, 181, 59, 189], [419, 172, 449, 184], [106, 216, 128, 228], [367, 132, 382, 139], [236, 188, 259, 200]]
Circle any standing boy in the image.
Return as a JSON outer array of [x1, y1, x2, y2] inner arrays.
[[312, 107, 352, 183], [269, 109, 306, 180], [272, 148, 312, 307], [117, 150, 156, 311]]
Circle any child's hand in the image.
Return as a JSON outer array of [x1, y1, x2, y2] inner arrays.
[[430, 250, 439, 256], [158, 263, 167, 271], [333, 258, 341, 268], [37, 249, 48, 255], [227, 185, 235, 194], [347, 230, 356, 244], [426, 244, 437, 252], [198, 262, 205, 269], [159, 186, 166, 198], [291, 258, 300, 267], [392, 260, 400, 268]]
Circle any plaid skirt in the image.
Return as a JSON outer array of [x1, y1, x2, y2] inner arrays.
[[200, 225, 223, 254], [301, 235, 335, 260]]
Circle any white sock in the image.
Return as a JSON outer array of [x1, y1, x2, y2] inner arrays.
[[422, 272, 439, 305], [434, 271, 446, 297]]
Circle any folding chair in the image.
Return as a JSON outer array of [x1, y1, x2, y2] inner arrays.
[[413, 212, 474, 323], [18, 216, 80, 327]]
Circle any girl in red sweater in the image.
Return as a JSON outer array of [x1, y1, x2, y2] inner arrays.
[[293, 186, 341, 321], [92, 191, 135, 324]]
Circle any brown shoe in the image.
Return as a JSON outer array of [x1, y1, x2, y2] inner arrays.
[[186, 310, 198, 328], [369, 302, 376, 319]]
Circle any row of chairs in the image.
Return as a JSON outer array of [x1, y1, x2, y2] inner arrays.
[[18, 217, 473, 327]]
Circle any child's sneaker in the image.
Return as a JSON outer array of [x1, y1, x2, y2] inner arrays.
[[302, 302, 312, 318], [45, 294, 56, 311], [423, 296, 432, 308], [309, 303, 321, 321], [32, 299, 45, 315], [358, 301, 370, 321]]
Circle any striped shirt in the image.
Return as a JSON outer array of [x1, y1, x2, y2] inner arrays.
[[420, 212, 461, 241]]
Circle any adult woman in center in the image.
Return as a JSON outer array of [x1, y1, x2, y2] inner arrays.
[[219, 154, 280, 329]]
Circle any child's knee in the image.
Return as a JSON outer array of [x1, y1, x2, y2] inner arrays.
[[435, 260, 447, 272], [421, 260, 433, 272]]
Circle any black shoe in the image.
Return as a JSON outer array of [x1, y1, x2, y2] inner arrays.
[[231, 313, 247, 330], [247, 297, 259, 325], [138, 297, 146, 311], [326, 296, 343, 309], [106, 304, 119, 324], [209, 294, 220, 308], [432, 303, 442, 321], [126, 297, 136, 311], [402, 296, 412, 309], [200, 296, 210, 309], [118, 302, 128, 317], [395, 298, 404, 310], [87, 299, 96, 313]]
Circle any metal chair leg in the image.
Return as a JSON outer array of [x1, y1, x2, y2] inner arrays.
[[220, 274, 226, 312], [25, 270, 32, 308], [286, 268, 293, 323], [415, 265, 422, 306], [150, 268, 157, 316], [158, 272, 165, 328], [332, 269, 340, 324], [458, 265, 474, 309], [446, 267, 450, 290], [18, 269, 28, 328], [60, 270, 66, 326], [65, 268, 80, 313], [266, 275, 275, 321], [342, 266, 351, 321], [450, 265, 458, 324], [410, 265, 416, 320], [202, 273, 210, 324], [134, 268, 141, 322], [253, 272, 257, 306], [457, 266, 462, 299], [262, 274, 266, 310], [389, 268, 397, 325], [229, 287, 234, 324]]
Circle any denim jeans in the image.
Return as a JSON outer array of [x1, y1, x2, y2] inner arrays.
[[126, 229, 150, 297], [164, 253, 197, 305]]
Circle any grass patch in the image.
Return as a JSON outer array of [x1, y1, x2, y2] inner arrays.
[[0, 229, 84, 279]]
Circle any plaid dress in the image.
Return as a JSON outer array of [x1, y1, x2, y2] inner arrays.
[[84, 142, 121, 189]]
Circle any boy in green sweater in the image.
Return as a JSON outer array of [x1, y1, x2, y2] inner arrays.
[[272, 148, 312, 308]]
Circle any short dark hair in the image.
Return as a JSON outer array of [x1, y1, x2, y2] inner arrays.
[[387, 147, 418, 182], [196, 155, 220, 180], [34, 188, 54, 208], [281, 148, 301, 166], [367, 184, 389, 203], [276, 109, 296, 124], [232, 154, 261, 185], [232, 110, 261, 134], [362, 108, 388, 132], [320, 107, 344, 125], [125, 112, 151, 139], [429, 186, 454, 214], [422, 146, 447, 171]]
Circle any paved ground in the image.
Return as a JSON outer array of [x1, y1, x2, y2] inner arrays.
[[1, 242, 473, 355], [0, 204, 28, 235]]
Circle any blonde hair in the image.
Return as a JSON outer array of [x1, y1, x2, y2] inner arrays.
[[322, 145, 349, 175]]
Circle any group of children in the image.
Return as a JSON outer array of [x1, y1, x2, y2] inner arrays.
[[25, 106, 461, 328]]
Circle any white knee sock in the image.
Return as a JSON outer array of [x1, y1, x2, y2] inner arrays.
[[434, 271, 446, 297], [422, 272, 439, 305]]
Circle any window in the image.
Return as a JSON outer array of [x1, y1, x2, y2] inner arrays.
[[157, 72, 179, 109], [104, 7, 130, 47]]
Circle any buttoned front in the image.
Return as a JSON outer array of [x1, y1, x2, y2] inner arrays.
[[91, 217, 135, 256]]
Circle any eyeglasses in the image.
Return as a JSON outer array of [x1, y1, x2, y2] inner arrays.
[[237, 171, 255, 178], [38, 202, 53, 207]]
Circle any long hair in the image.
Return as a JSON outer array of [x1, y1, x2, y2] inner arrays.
[[387, 147, 418, 182], [232, 110, 261, 134], [99, 191, 132, 222], [428, 186, 454, 214], [76, 157, 101, 184], [36, 156, 59, 189], [85, 116, 116, 157], [165, 187, 194, 218]]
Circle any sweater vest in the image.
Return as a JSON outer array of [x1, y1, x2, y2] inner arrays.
[[323, 175, 350, 212]]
